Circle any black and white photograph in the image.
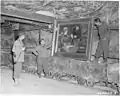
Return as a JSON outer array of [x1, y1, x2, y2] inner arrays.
[[0, 0, 119, 95]]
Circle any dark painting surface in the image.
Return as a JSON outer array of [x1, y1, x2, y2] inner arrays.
[[58, 23, 88, 53]]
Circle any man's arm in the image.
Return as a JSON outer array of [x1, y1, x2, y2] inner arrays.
[[12, 42, 17, 57], [25, 48, 39, 56], [32, 50, 39, 56], [70, 34, 73, 39], [104, 23, 110, 38]]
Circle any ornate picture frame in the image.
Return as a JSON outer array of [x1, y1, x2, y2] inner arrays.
[[52, 18, 93, 60]]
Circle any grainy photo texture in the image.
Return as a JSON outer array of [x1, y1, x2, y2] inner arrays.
[[0, 0, 119, 95]]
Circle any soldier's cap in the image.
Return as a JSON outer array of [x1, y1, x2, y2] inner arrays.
[[94, 17, 101, 22], [76, 25, 79, 27], [63, 27, 68, 30]]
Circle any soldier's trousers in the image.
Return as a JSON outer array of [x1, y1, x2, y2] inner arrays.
[[37, 57, 49, 76], [13, 62, 22, 79], [95, 37, 109, 60]]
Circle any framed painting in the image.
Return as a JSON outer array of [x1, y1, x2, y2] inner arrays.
[[52, 18, 93, 60]]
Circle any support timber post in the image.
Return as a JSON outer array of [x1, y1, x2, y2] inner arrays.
[[51, 8, 57, 56]]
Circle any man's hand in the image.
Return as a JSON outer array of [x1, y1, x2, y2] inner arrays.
[[32, 50, 39, 56], [22, 47, 25, 51]]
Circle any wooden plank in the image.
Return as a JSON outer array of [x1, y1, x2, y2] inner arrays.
[[1, 16, 42, 25]]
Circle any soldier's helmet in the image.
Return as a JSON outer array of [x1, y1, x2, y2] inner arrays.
[[94, 17, 101, 23]]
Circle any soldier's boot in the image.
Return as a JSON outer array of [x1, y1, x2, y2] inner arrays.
[[43, 71, 50, 78], [43, 73, 49, 77], [37, 72, 42, 78], [13, 78, 20, 86]]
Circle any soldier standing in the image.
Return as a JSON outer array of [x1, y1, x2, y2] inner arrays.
[[92, 18, 110, 64], [12, 33, 25, 84], [32, 39, 50, 78]]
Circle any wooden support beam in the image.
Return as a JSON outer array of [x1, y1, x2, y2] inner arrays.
[[1, 16, 47, 25]]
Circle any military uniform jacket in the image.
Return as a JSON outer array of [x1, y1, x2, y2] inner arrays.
[[12, 39, 25, 62], [33, 45, 50, 58], [96, 22, 109, 40]]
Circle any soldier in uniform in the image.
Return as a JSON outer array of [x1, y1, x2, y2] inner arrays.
[[92, 18, 110, 64], [12, 33, 25, 84], [32, 39, 51, 78]]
